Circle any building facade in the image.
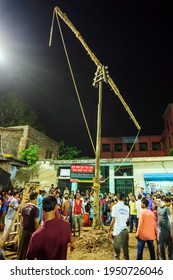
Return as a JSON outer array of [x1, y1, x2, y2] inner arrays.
[[18, 157, 173, 196], [100, 103, 173, 159], [0, 125, 59, 160], [0, 125, 59, 189]]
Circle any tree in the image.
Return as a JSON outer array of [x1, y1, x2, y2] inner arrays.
[[58, 140, 82, 160], [0, 93, 44, 131], [19, 145, 39, 166], [169, 147, 173, 156]]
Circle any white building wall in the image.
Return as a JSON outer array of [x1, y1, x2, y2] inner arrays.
[[25, 157, 173, 194], [29, 161, 57, 189], [133, 158, 173, 196]]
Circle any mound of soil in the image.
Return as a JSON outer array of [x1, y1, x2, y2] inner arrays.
[[67, 227, 150, 260]]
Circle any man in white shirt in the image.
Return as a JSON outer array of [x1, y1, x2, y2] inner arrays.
[[107, 192, 129, 260]]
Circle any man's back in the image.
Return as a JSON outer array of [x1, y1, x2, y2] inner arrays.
[[158, 205, 171, 231], [26, 217, 71, 260], [62, 199, 71, 212], [137, 208, 156, 240], [112, 201, 129, 235], [22, 203, 39, 232]]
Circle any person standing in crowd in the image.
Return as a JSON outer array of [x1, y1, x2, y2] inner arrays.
[[63, 186, 70, 196], [49, 184, 55, 195], [2, 191, 20, 239], [136, 198, 156, 260], [99, 194, 105, 229], [136, 194, 142, 225], [68, 194, 75, 230], [61, 193, 71, 221], [37, 190, 46, 225], [124, 195, 130, 207], [157, 197, 173, 260], [107, 192, 129, 260], [72, 193, 84, 237], [140, 187, 146, 197], [0, 192, 9, 230], [26, 195, 72, 260], [129, 195, 137, 232], [56, 191, 62, 214], [17, 192, 40, 260], [152, 201, 159, 260], [146, 193, 153, 211]]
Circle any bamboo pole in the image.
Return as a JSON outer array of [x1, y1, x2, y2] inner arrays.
[[53, 6, 140, 131], [93, 80, 102, 228]]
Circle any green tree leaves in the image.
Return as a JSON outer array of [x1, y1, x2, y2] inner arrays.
[[19, 145, 39, 166], [58, 140, 82, 160]]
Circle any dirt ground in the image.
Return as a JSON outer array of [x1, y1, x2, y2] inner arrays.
[[67, 226, 151, 260], [1, 226, 151, 260]]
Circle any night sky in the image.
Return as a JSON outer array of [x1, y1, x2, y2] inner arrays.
[[0, 0, 173, 157]]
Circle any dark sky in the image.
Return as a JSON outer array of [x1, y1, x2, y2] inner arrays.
[[0, 0, 173, 157]]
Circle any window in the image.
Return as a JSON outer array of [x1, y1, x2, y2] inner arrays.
[[114, 143, 123, 152], [167, 120, 169, 131], [152, 142, 161, 151], [102, 144, 110, 152], [162, 138, 167, 149], [139, 142, 148, 151], [45, 150, 53, 159], [58, 168, 70, 177], [126, 143, 135, 151], [114, 165, 133, 176]]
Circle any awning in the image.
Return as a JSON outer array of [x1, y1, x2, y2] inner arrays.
[[144, 173, 173, 181]]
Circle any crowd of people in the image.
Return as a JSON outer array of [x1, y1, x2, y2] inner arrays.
[[107, 187, 173, 260], [0, 185, 173, 260]]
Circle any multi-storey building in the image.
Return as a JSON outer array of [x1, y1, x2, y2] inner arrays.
[[100, 103, 173, 159]]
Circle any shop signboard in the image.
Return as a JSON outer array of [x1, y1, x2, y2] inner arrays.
[[70, 165, 95, 182]]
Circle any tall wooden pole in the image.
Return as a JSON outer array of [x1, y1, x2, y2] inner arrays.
[[93, 79, 102, 228], [54, 6, 141, 132]]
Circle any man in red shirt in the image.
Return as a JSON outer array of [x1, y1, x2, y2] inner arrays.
[[26, 195, 72, 260], [72, 193, 84, 237]]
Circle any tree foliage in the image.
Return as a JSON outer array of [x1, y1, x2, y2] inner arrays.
[[19, 145, 39, 166], [58, 140, 82, 160], [169, 147, 173, 156], [0, 93, 44, 131]]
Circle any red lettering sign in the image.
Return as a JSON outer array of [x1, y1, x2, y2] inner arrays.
[[71, 165, 94, 173]]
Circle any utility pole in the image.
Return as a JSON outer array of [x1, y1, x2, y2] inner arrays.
[[92, 65, 109, 228]]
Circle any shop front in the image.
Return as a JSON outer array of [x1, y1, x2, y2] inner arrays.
[[144, 173, 173, 194]]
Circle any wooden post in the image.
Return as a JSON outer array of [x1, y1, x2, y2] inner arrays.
[[93, 79, 102, 228]]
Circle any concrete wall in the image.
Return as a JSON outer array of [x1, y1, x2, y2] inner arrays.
[[18, 156, 173, 194], [15, 161, 57, 189], [0, 126, 59, 160], [0, 127, 23, 157]]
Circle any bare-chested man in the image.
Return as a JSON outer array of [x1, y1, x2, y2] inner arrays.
[[61, 194, 71, 221]]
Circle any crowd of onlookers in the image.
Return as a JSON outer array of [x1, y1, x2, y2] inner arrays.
[[0, 185, 173, 260], [1, 185, 173, 231]]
